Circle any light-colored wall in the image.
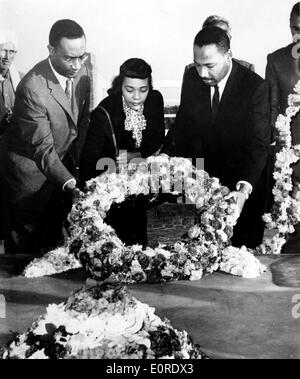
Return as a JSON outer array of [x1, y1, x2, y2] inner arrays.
[[0, 0, 297, 105]]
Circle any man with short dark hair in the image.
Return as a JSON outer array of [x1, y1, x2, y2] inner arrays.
[[163, 27, 270, 249], [184, 15, 255, 75], [3, 19, 91, 254], [266, 2, 300, 253]]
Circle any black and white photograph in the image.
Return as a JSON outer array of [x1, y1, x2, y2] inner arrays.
[[0, 0, 300, 361]]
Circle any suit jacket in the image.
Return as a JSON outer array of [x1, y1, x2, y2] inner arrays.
[[0, 65, 23, 133], [3, 58, 91, 208], [163, 61, 270, 191], [266, 43, 300, 144], [80, 90, 165, 184]]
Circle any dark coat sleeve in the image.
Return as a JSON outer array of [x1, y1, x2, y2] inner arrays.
[[265, 54, 280, 143], [240, 80, 271, 188], [161, 69, 203, 158], [140, 90, 165, 158], [161, 106, 192, 158], [80, 107, 115, 186]]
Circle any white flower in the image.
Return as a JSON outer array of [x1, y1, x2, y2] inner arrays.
[[294, 80, 300, 94], [28, 349, 47, 360], [190, 269, 203, 281], [188, 225, 201, 239], [220, 246, 266, 278]]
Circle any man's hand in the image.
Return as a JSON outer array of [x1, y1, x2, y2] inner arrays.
[[63, 179, 77, 193], [63, 180, 83, 202], [72, 188, 84, 203], [226, 191, 247, 215]]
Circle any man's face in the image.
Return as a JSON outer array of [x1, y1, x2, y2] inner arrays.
[[0, 42, 17, 73], [193, 44, 232, 86], [48, 36, 87, 78], [290, 14, 300, 40]]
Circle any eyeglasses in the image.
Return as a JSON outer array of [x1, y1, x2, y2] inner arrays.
[[58, 53, 89, 65], [0, 49, 17, 56]]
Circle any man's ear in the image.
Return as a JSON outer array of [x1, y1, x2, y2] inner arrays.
[[226, 49, 233, 62], [48, 45, 55, 56]]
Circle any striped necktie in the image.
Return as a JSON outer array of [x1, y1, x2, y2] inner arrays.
[[65, 78, 73, 104]]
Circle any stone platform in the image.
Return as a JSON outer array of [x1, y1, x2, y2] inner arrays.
[[1, 255, 300, 359]]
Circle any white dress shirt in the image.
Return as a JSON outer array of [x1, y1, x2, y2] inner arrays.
[[48, 58, 73, 92], [210, 61, 232, 104]]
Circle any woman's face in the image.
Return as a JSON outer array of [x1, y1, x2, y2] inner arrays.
[[122, 77, 150, 111]]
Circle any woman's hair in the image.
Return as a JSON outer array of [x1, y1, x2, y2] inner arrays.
[[108, 58, 153, 95]]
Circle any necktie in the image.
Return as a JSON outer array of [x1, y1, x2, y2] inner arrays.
[[65, 78, 73, 104], [211, 85, 220, 124]]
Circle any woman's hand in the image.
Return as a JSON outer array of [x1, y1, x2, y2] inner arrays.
[[116, 151, 142, 167]]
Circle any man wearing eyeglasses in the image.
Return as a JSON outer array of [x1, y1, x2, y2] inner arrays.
[[0, 30, 22, 134], [0, 30, 23, 254], [2, 19, 91, 255]]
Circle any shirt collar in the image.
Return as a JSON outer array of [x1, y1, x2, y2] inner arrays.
[[48, 58, 72, 89], [0, 69, 10, 82], [217, 61, 232, 97]]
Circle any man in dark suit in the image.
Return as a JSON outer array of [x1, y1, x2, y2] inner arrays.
[[2, 19, 91, 254], [163, 27, 270, 249], [266, 2, 300, 253]]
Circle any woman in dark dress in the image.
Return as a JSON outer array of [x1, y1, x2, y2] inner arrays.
[[80, 58, 165, 246]]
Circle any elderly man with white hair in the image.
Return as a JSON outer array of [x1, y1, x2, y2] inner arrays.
[[0, 29, 22, 253], [0, 29, 22, 133]]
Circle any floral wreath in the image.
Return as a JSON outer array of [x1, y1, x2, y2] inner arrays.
[[24, 157, 265, 281], [23, 80, 300, 282]]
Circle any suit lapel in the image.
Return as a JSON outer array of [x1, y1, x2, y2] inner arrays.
[[216, 61, 240, 121], [72, 73, 84, 125], [44, 61, 77, 126]]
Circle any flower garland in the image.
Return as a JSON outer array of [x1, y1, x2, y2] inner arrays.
[[24, 156, 265, 281], [1, 284, 208, 360], [257, 80, 300, 255]]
